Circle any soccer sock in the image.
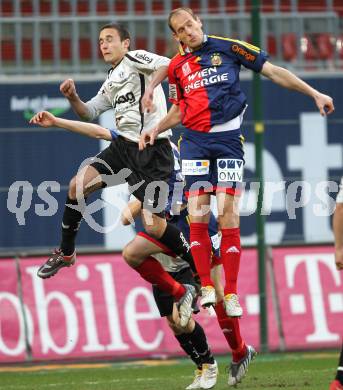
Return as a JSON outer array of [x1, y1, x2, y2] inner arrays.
[[175, 333, 203, 369], [220, 227, 241, 295], [60, 196, 86, 256], [189, 223, 213, 287], [336, 345, 343, 383], [214, 302, 247, 362], [159, 222, 196, 272], [187, 321, 215, 365], [133, 257, 186, 300]]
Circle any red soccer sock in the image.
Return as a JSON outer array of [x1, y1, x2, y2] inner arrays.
[[134, 257, 186, 300], [189, 222, 213, 287], [214, 302, 247, 362], [221, 227, 241, 295]]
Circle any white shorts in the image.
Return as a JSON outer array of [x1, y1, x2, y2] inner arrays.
[[337, 177, 343, 204]]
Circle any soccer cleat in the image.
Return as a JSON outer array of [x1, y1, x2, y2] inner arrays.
[[178, 284, 196, 327], [185, 369, 202, 389], [329, 380, 343, 390], [200, 286, 216, 308], [228, 345, 257, 386], [224, 293, 243, 317], [37, 249, 76, 279], [200, 361, 218, 389]]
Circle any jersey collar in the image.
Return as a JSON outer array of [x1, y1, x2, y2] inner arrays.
[[178, 34, 208, 55]]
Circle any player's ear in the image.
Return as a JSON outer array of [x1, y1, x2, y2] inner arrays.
[[195, 16, 202, 28], [172, 32, 180, 42], [123, 38, 130, 50]]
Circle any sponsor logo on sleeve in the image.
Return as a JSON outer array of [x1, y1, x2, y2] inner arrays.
[[134, 52, 153, 64], [231, 44, 256, 62], [169, 84, 178, 100]]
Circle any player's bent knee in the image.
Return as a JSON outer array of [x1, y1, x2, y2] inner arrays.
[[122, 244, 143, 267], [144, 223, 162, 239], [142, 213, 166, 239], [217, 213, 239, 229]]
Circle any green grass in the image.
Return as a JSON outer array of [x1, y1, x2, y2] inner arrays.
[[0, 351, 338, 390]]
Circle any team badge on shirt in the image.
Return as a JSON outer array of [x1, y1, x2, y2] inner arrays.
[[211, 53, 222, 66], [182, 62, 192, 76]]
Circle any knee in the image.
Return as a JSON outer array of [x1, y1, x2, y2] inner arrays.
[[142, 212, 166, 239], [217, 213, 239, 229], [144, 223, 161, 239], [68, 175, 88, 200], [122, 244, 143, 267]]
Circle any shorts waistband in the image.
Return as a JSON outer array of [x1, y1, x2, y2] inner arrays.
[[117, 135, 169, 146], [183, 128, 241, 139]]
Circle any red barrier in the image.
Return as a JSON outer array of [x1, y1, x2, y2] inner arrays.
[[0, 247, 341, 363]]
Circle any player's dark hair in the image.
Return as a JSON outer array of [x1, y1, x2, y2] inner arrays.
[[100, 23, 131, 48], [168, 7, 198, 32]]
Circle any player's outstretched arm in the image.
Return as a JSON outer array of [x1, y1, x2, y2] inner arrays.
[[334, 202, 343, 271], [29, 111, 112, 141], [142, 66, 169, 113], [139, 104, 182, 150], [261, 61, 335, 116]]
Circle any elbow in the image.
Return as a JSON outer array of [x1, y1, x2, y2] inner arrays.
[[79, 113, 91, 122], [262, 62, 281, 82], [79, 107, 93, 122], [94, 130, 108, 140]]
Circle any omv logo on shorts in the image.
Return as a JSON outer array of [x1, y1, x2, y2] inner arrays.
[[217, 159, 244, 182]]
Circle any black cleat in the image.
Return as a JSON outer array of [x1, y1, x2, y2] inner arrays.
[[37, 249, 76, 279]]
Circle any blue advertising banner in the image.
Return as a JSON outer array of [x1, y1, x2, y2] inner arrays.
[[0, 76, 342, 251]]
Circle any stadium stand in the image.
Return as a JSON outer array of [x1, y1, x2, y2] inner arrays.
[[0, 0, 342, 73]]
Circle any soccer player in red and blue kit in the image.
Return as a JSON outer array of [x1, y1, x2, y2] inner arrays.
[[140, 7, 334, 319]]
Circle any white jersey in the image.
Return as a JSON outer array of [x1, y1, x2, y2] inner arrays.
[[85, 50, 172, 142]]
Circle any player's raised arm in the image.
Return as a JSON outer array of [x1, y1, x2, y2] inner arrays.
[[141, 65, 169, 113], [29, 111, 114, 141], [59, 78, 92, 120], [261, 61, 335, 116], [139, 104, 182, 150]]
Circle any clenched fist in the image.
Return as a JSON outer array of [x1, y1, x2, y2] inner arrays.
[[60, 78, 78, 100]]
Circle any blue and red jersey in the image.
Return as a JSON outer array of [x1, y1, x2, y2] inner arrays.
[[168, 35, 268, 132]]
